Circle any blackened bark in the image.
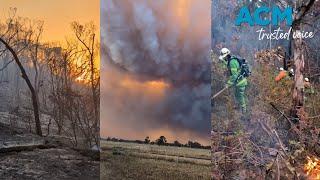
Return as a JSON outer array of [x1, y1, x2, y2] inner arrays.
[[0, 37, 43, 136]]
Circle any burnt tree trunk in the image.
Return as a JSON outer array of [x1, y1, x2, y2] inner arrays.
[[0, 37, 43, 136], [291, 25, 305, 120], [89, 34, 99, 147], [291, 0, 316, 120]]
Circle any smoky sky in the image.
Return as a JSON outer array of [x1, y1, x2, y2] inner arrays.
[[101, 0, 211, 143]]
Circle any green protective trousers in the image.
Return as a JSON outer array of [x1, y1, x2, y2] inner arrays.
[[234, 85, 247, 112]]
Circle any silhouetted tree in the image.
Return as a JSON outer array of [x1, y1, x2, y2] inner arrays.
[[156, 136, 167, 146], [173, 140, 182, 147], [187, 141, 202, 148], [71, 21, 100, 146], [144, 136, 150, 144]]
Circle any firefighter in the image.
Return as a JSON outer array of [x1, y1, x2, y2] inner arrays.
[[275, 68, 294, 82], [289, 68, 294, 77], [219, 48, 248, 113], [304, 77, 315, 101], [275, 67, 287, 82]]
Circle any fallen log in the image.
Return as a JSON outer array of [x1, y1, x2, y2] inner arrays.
[[0, 144, 48, 153], [0, 140, 55, 153]]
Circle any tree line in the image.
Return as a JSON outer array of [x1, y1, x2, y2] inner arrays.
[[104, 136, 210, 149]]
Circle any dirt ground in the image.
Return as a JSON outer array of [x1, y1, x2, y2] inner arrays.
[[0, 148, 99, 180], [0, 123, 99, 180]]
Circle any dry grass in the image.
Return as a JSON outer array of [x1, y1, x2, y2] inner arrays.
[[101, 141, 210, 160], [100, 140, 211, 180]]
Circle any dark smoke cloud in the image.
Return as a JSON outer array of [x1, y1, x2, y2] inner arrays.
[[101, 0, 211, 143]]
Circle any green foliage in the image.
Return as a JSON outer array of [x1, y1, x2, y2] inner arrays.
[[249, 64, 293, 113]]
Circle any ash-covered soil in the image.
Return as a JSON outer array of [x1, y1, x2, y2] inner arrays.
[[0, 123, 99, 180], [0, 148, 99, 180]]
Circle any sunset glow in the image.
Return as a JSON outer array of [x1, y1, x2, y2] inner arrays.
[[0, 0, 100, 85], [120, 78, 170, 99], [0, 0, 99, 44], [174, 0, 192, 31]]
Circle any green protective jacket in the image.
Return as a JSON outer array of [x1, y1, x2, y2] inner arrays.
[[227, 58, 247, 87]]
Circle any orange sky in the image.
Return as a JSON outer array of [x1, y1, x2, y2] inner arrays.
[[0, 0, 100, 43]]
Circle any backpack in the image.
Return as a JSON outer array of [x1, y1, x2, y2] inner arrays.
[[228, 56, 251, 78]]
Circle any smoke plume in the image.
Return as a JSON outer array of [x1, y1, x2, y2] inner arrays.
[[101, 0, 211, 144]]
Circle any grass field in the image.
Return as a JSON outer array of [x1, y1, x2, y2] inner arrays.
[[100, 141, 211, 180]]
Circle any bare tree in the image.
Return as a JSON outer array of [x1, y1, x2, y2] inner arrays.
[[71, 22, 100, 146], [29, 21, 44, 104], [0, 9, 42, 136]]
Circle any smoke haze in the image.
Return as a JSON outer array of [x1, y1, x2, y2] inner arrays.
[[101, 0, 211, 144]]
